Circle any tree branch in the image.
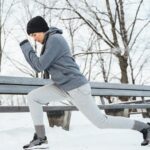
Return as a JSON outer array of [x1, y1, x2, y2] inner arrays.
[[128, 0, 143, 45]]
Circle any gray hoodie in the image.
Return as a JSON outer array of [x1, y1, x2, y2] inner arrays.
[[20, 27, 88, 91]]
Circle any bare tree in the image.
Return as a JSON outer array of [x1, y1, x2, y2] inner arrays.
[[0, 0, 18, 72], [2, 0, 150, 104], [0, 0, 2, 72], [64, 0, 150, 100], [35, 0, 150, 86]]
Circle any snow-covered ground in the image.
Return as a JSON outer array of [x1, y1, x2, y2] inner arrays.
[[0, 112, 150, 150]]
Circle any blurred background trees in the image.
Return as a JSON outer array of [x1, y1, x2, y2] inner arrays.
[[0, 0, 150, 104]]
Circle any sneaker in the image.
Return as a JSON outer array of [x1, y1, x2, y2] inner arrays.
[[23, 133, 49, 149], [140, 123, 150, 146]]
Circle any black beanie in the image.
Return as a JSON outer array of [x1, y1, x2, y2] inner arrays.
[[27, 16, 49, 35]]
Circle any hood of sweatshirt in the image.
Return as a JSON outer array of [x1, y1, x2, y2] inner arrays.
[[42, 27, 62, 44], [46, 27, 63, 35]]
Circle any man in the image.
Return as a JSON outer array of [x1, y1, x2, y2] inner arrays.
[[20, 16, 150, 149]]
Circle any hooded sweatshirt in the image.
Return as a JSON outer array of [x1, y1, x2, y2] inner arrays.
[[20, 27, 88, 91]]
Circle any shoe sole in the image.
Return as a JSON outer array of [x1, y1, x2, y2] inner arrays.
[[24, 143, 49, 150]]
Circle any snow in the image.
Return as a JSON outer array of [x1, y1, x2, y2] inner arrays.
[[0, 112, 150, 150]]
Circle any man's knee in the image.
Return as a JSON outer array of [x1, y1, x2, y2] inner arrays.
[[27, 89, 47, 105], [27, 90, 37, 103]]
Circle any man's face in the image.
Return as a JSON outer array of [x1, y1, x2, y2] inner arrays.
[[30, 32, 45, 44]]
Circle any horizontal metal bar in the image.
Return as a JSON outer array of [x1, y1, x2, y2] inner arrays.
[[0, 104, 150, 113], [1, 84, 150, 97], [0, 76, 150, 91], [0, 76, 52, 86], [92, 89, 150, 97], [98, 104, 150, 109], [90, 82, 150, 91], [0, 85, 39, 94]]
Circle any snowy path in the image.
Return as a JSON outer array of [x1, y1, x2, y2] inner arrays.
[[0, 112, 150, 150]]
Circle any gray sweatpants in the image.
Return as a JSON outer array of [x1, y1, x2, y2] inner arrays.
[[27, 82, 135, 129]]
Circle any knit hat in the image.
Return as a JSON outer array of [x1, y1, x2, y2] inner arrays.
[[27, 16, 49, 35]]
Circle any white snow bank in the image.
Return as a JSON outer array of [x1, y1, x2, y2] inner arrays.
[[0, 112, 150, 150]]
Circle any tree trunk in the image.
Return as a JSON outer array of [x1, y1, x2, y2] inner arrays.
[[0, 32, 2, 72], [0, 10, 2, 72], [118, 55, 128, 83], [118, 55, 129, 101]]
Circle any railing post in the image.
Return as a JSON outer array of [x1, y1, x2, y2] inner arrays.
[[141, 96, 150, 118], [100, 96, 105, 105]]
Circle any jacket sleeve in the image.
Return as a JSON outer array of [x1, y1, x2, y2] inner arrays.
[[20, 35, 62, 72]]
